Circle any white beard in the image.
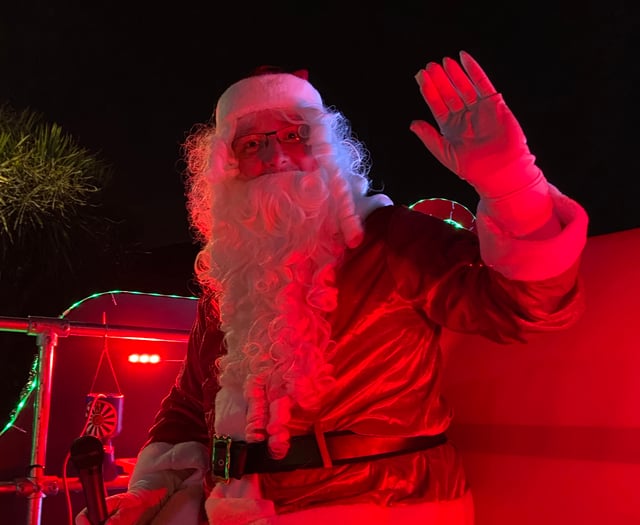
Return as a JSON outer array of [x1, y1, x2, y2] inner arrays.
[[209, 167, 348, 457]]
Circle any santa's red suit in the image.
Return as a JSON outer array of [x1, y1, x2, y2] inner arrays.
[[136, 190, 586, 524]]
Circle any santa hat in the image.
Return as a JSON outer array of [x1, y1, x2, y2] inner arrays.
[[214, 71, 325, 142]]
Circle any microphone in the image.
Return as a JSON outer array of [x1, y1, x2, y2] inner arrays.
[[70, 435, 109, 525]]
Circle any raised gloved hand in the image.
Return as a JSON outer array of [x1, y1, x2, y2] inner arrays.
[[75, 470, 181, 525], [410, 51, 555, 236]]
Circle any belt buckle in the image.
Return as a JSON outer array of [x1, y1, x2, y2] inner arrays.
[[212, 434, 232, 484]]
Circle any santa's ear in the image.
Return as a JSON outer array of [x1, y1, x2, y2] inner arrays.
[[291, 69, 309, 81]]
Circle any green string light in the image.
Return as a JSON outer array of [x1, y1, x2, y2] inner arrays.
[[0, 353, 38, 436]]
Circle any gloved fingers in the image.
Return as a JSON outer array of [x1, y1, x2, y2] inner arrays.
[[74, 510, 92, 525], [424, 62, 467, 114], [442, 57, 479, 106], [409, 119, 455, 172], [415, 68, 449, 126], [105, 504, 154, 525], [459, 50, 497, 98], [75, 492, 148, 525]]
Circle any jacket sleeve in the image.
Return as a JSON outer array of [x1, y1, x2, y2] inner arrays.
[[144, 295, 224, 446], [385, 193, 587, 344]]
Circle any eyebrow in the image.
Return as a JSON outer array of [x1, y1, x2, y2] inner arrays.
[[235, 123, 298, 139], [235, 111, 304, 137]]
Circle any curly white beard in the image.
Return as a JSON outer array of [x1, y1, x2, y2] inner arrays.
[[209, 167, 351, 457]]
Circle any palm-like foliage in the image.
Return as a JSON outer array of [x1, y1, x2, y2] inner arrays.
[[0, 102, 114, 270]]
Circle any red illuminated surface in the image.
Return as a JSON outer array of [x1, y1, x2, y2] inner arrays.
[[441, 226, 640, 524]]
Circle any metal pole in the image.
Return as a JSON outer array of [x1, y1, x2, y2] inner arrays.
[[0, 315, 191, 524], [25, 330, 58, 525]]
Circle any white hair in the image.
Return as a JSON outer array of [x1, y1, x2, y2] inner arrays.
[[182, 74, 391, 456]]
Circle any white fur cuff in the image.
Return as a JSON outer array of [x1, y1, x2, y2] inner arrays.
[[476, 184, 589, 281]]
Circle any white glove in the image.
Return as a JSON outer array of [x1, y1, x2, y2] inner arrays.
[[75, 441, 208, 525], [410, 51, 556, 237], [75, 470, 182, 525]]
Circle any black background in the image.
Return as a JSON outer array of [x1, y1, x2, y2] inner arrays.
[[2, 2, 637, 254]]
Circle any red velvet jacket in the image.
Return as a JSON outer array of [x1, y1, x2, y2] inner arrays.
[[145, 204, 584, 512]]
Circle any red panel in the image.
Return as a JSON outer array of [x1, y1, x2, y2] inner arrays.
[[440, 228, 640, 524]]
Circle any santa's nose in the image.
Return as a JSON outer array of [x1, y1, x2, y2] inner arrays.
[[258, 137, 289, 166]]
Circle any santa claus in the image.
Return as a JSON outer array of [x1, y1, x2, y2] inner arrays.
[[76, 52, 588, 525]]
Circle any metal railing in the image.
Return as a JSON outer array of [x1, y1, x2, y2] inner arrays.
[[0, 315, 190, 525]]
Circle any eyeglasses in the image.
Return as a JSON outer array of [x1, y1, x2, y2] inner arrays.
[[232, 124, 310, 159]]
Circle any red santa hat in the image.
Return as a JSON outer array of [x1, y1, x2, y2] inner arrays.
[[214, 70, 325, 142]]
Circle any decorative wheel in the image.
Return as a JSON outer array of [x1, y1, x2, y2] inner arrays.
[[85, 399, 119, 439], [410, 198, 477, 232]]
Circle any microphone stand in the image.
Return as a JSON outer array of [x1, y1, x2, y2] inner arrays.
[[0, 315, 190, 525]]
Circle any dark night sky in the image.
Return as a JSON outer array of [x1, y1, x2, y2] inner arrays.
[[1, 3, 638, 250]]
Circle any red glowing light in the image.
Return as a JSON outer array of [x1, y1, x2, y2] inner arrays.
[[127, 353, 161, 364]]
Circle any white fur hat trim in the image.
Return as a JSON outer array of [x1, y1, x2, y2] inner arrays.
[[214, 73, 324, 140]]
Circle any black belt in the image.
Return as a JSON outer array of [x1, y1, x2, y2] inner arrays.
[[211, 431, 447, 483]]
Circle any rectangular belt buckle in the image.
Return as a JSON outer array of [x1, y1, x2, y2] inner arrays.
[[212, 434, 232, 484]]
